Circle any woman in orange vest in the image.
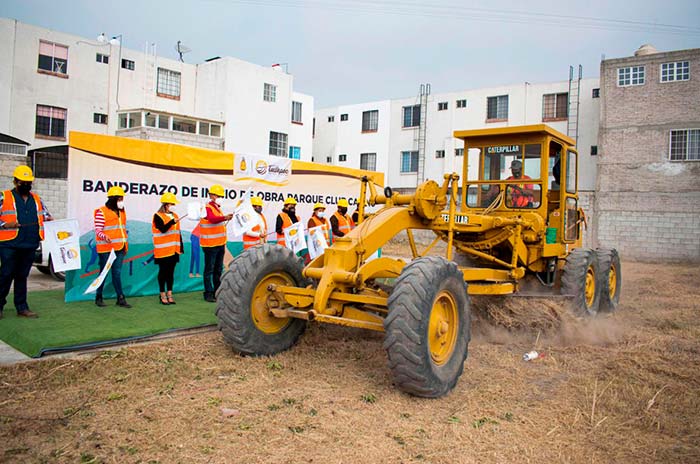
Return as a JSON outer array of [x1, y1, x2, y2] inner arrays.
[[93, 186, 131, 308], [330, 198, 355, 243], [243, 196, 267, 249], [199, 184, 232, 302], [152, 193, 184, 305], [307, 202, 330, 245], [275, 196, 299, 248]]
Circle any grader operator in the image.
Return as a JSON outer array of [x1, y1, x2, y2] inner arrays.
[[215, 125, 621, 398]]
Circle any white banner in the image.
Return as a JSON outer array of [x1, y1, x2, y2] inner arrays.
[[306, 225, 328, 259], [231, 200, 261, 238], [283, 221, 306, 254], [43, 218, 82, 272], [233, 153, 291, 186], [83, 250, 116, 294]]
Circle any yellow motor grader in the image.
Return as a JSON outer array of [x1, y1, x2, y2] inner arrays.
[[216, 125, 621, 398]]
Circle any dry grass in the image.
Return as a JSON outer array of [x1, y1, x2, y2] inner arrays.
[[1, 256, 699, 463]]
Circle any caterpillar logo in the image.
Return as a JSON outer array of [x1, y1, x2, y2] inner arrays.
[[255, 160, 268, 175], [441, 213, 469, 225]]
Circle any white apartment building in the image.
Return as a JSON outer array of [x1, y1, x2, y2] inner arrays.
[[314, 78, 600, 192], [0, 18, 314, 217]]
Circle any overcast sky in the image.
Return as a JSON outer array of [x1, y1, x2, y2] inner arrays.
[[3, 0, 699, 108]]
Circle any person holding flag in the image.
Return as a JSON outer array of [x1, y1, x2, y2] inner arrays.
[[93, 186, 130, 308], [275, 197, 299, 247], [243, 196, 267, 249], [200, 184, 232, 303], [307, 202, 330, 246]]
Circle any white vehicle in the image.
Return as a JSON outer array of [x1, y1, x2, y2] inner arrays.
[[33, 241, 65, 281]]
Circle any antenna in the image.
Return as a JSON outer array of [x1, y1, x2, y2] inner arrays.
[[175, 40, 191, 62]]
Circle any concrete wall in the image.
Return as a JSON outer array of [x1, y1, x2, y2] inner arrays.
[[597, 47, 700, 262], [0, 154, 67, 219]]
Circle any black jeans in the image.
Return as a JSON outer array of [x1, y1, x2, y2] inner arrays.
[[0, 246, 36, 313], [202, 245, 224, 295], [156, 254, 178, 292]]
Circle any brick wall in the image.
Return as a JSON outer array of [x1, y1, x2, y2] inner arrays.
[[597, 48, 700, 262]]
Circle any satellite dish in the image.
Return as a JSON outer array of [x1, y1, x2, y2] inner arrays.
[[175, 40, 191, 62]]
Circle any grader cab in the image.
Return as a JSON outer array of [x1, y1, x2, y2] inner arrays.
[[216, 125, 621, 398]]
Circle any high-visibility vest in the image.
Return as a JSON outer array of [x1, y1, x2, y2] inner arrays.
[[151, 212, 182, 258], [95, 206, 128, 253], [276, 212, 293, 247], [0, 190, 45, 242], [506, 175, 534, 208], [333, 211, 354, 237], [243, 213, 267, 249], [199, 202, 227, 247], [308, 215, 330, 245]]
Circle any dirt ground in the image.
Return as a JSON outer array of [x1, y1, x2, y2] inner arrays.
[[1, 257, 699, 463]]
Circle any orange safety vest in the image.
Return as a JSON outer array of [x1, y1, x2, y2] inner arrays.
[[243, 213, 267, 249], [199, 202, 227, 247], [94, 206, 128, 253], [0, 190, 45, 242], [333, 211, 354, 237], [151, 212, 182, 258], [276, 212, 293, 247], [506, 175, 534, 208], [308, 215, 330, 245]]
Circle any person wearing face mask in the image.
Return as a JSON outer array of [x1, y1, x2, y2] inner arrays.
[[275, 197, 299, 248], [243, 196, 267, 249], [200, 184, 233, 302], [330, 198, 355, 242], [93, 186, 131, 308], [0, 165, 53, 319], [307, 202, 330, 246], [152, 193, 184, 305]]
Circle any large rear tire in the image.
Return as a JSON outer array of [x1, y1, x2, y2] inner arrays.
[[596, 248, 621, 312], [561, 248, 601, 317], [216, 244, 307, 356], [384, 256, 470, 398]]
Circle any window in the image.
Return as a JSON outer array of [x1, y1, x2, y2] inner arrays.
[[618, 66, 645, 86], [669, 129, 700, 161], [289, 146, 301, 159], [198, 122, 222, 137], [487, 95, 508, 120], [456, 99, 467, 108], [269, 131, 288, 157], [362, 110, 379, 132], [96, 53, 109, 64], [93, 113, 108, 124], [158, 114, 169, 129], [38, 40, 68, 75], [592, 88, 600, 98], [291, 101, 303, 123], [326, 156, 333, 163], [172, 117, 196, 133], [29, 149, 68, 179], [35, 105, 67, 138], [435, 150, 445, 159], [438, 102, 448, 111], [0, 143, 26, 156], [157, 68, 181, 98], [590, 145, 598, 156], [661, 61, 690, 82], [263, 83, 276, 102], [328, 115, 335, 122], [400, 151, 419, 173], [338, 154, 347, 162], [455, 148, 464, 157], [542, 92, 568, 120], [402, 105, 421, 128], [360, 153, 377, 171], [566, 150, 577, 194], [118, 112, 142, 129], [340, 113, 348, 121], [121, 59, 135, 71]]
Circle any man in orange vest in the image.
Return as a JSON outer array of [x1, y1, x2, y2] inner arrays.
[[330, 198, 355, 241], [243, 196, 267, 249], [275, 196, 299, 248], [200, 184, 232, 302], [505, 160, 534, 208], [0, 165, 52, 319], [93, 186, 131, 308], [307, 202, 330, 246]]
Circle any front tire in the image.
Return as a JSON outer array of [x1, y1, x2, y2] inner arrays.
[[216, 244, 307, 356], [561, 248, 601, 317], [384, 256, 470, 398], [596, 248, 621, 312]]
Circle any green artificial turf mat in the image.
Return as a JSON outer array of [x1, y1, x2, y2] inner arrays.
[[0, 290, 217, 357]]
